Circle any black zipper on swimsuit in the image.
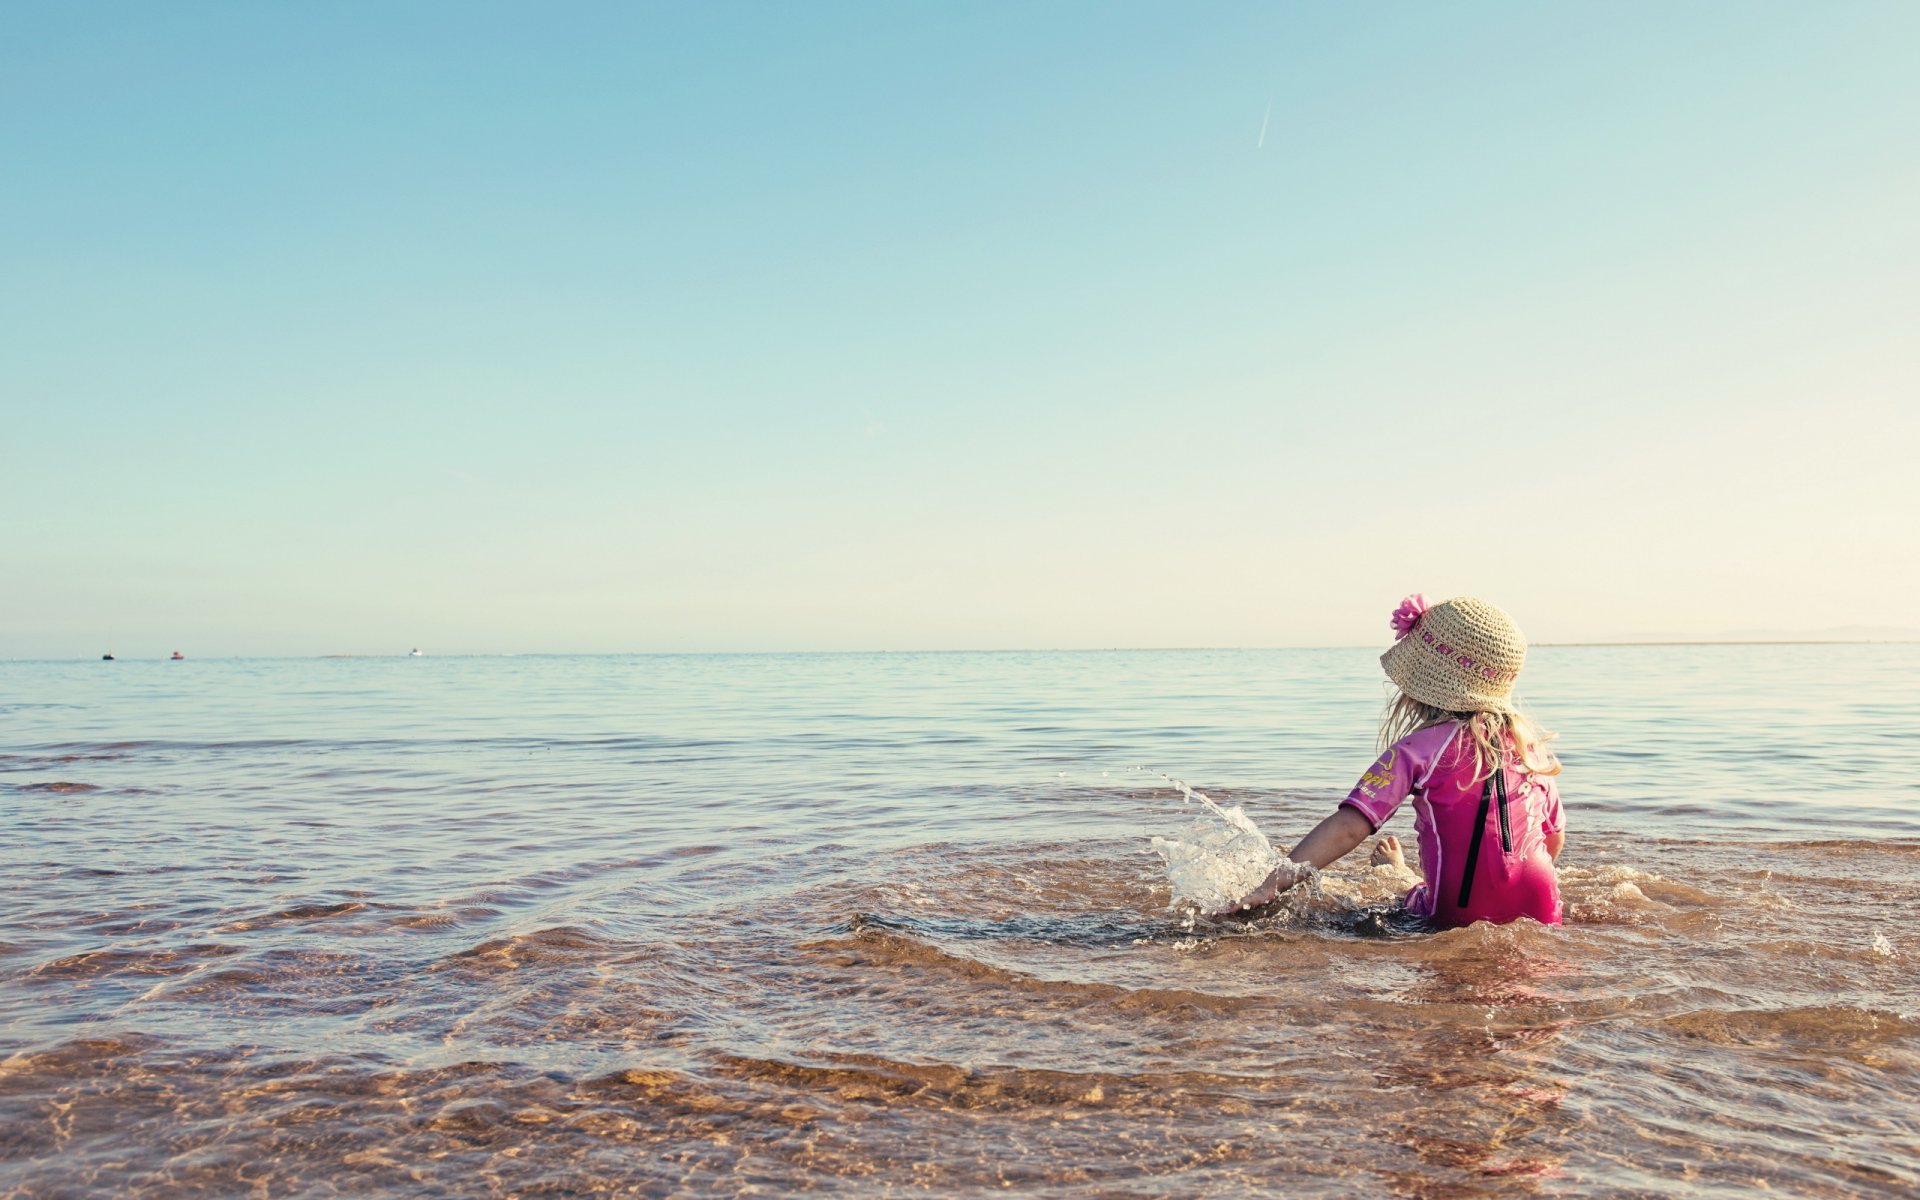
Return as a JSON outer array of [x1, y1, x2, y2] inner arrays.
[[1457, 758, 1513, 911], [1457, 771, 1493, 909], [1495, 762, 1511, 854]]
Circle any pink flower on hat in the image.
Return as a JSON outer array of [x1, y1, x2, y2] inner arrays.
[[1390, 593, 1430, 640]]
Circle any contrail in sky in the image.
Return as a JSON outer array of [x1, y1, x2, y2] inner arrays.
[[1256, 100, 1272, 149]]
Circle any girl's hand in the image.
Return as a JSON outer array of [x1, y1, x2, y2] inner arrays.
[[1210, 860, 1305, 917]]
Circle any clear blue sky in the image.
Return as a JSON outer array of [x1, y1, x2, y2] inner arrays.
[[4, 2, 1916, 656]]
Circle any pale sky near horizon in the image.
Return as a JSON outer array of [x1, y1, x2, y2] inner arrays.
[[4, 2, 1917, 658]]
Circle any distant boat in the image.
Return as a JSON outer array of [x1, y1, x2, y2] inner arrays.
[[101, 653, 115, 661], [409, 648, 424, 657], [171, 651, 185, 660]]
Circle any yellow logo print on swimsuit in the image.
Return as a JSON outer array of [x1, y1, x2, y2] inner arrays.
[[1357, 748, 1397, 796]]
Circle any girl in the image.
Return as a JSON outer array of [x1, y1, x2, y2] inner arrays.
[[1221, 594, 1565, 927]]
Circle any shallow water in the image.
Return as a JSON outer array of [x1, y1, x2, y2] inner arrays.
[[3, 646, 1918, 1197]]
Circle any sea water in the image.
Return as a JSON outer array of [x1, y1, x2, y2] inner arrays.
[[3, 645, 1918, 1196], [1148, 773, 1283, 915]]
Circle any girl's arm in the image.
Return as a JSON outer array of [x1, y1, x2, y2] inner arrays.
[[1214, 805, 1374, 914], [1288, 805, 1375, 870], [1214, 731, 1442, 916], [1542, 776, 1565, 862]]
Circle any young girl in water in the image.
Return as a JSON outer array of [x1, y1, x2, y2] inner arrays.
[[1222, 594, 1565, 927]]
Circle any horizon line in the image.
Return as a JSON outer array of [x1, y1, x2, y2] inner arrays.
[[8, 636, 1920, 663]]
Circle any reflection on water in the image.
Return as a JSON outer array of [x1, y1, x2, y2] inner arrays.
[[2, 647, 1918, 1196]]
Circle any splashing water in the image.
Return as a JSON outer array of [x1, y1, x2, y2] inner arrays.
[[1148, 775, 1283, 914]]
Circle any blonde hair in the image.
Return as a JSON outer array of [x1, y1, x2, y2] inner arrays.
[[1379, 690, 1560, 781]]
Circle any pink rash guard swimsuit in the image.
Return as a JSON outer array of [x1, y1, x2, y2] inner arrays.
[[1342, 722, 1564, 928]]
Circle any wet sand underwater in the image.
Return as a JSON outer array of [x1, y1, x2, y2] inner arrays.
[[4, 647, 1917, 1197]]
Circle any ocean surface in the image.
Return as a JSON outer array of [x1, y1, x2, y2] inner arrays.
[[3, 646, 1918, 1198]]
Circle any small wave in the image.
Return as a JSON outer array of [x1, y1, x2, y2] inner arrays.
[[382, 905, 504, 932], [152, 947, 396, 1011], [32, 740, 170, 753], [848, 910, 1162, 948], [215, 900, 375, 933], [1655, 1004, 1920, 1049], [23, 733, 741, 758], [15, 781, 98, 794], [417, 1096, 513, 1136], [1557, 865, 1724, 924], [802, 925, 1257, 1014], [1745, 935, 1910, 968], [1746, 838, 1920, 858], [713, 1050, 1263, 1114], [435, 925, 622, 975], [27, 942, 245, 982], [0, 1033, 173, 1080]]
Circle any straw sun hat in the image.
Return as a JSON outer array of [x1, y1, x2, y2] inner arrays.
[[1379, 594, 1527, 713]]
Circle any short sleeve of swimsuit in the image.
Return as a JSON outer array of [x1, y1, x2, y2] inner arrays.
[[1340, 723, 1457, 831]]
